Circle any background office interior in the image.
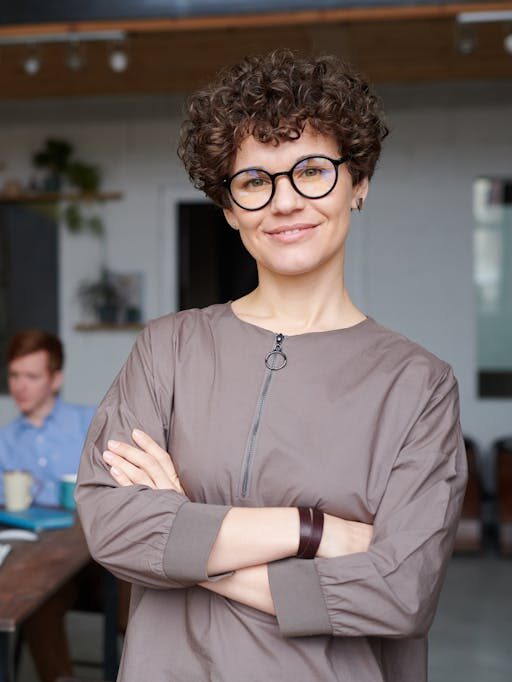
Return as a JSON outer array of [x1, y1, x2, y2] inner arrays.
[[1, 83, 511, 462], [0, 2, 511, 681]]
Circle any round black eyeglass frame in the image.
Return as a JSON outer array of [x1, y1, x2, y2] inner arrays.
[[222, 155, 350, 211]]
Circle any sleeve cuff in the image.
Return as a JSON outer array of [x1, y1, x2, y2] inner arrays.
[[268, 558, 332, 637], [163, 501, 231, 584]]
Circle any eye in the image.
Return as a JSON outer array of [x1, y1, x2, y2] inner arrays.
[[244, 177, 268, 189], [295, 165, 324, 181], [234, 170, 272, 192], [294, 157, 335, 183]]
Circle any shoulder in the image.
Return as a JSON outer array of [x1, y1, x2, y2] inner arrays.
[[0, 416, 21, 441], [57, 401, 95, 426], [143, 303, 230, 348], [364, 318, 454, 393]]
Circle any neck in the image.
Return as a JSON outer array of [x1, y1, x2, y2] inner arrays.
[[24, 395, 57, 428], [235, 253, 366, 335]]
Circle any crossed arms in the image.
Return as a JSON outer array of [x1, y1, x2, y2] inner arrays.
[[102, 428, 373, 615]]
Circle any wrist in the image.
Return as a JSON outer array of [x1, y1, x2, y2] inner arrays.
[[296, 507, 324, 559]]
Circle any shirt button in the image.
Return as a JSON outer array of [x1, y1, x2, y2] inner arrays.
[[38, 457, 47, 467]]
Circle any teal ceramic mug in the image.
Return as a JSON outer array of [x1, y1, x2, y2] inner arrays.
[[59, 473, 77, 510]]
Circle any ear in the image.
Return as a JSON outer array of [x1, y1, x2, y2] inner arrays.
[[223, 207, 239, 231], [50, 370, 64, 394], [351, 177, 369, 210]]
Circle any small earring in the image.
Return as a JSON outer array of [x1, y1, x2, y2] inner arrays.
[[356, 198, 363, 212]]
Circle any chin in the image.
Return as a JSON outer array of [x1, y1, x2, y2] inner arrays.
[[264, 255, 325, 277], [15, 400, 33, 413]]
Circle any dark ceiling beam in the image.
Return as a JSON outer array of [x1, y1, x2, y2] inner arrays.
[[1, 2, 512, 38]]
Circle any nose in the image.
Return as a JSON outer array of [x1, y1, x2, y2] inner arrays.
[[270, 174, 304, 214]]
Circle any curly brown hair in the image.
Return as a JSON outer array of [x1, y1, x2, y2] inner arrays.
[[178, 49, 388, 208]]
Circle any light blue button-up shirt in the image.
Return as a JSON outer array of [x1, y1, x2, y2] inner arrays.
[[0, 398, 95, 506]]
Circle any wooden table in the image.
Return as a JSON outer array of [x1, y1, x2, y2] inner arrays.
[[0, 522, 119, 682]]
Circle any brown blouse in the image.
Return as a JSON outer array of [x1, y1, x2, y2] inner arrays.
[[76, 302, 467, 682]]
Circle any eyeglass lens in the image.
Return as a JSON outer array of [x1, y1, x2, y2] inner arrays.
[[229, 156, 338, 210]]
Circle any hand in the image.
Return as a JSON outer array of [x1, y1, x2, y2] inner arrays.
[[317, 513, 373, 558], [102, 429, 184, 494]]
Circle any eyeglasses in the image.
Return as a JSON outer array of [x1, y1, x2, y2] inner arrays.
[[223, 155, 349, 211]]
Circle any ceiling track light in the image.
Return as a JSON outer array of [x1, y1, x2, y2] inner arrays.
[[504, 31, 512, 55], [22, 46, 41, 76], [66, 41, 86, 71], [5, 30, 130, 76], [456, 10, 512, 57], [108, 43, 129, 73], [458, 34, 477, 55]]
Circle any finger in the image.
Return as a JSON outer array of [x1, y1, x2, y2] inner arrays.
[[131, 430, 183, 492], [103, 450, 155, 488], [131, 429, 177, 475], [109, 465, 135, 487], [105, 442, 181, 492], [107, 439, 169, 488]]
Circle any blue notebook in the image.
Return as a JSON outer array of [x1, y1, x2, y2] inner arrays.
[[0, 506, 74, 531]]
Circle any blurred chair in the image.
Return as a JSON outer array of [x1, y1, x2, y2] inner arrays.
[[71, 565, 129, 680], [495, 437, 512, 555], [454, 437, 483, 552]]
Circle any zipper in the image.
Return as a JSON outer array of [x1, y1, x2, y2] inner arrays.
[[239, 333, 287, 498]]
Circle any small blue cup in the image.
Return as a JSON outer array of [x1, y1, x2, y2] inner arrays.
[[59, 474, 77, 510]]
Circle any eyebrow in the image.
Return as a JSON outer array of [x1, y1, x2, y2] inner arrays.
[[232, 153, 328, 176]]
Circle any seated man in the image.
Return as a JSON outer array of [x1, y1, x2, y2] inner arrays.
[[0, 329, 94, 505], [0, 329, 95, 682]]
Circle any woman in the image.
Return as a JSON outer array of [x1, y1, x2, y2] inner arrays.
[[76, 50, 467, 682]]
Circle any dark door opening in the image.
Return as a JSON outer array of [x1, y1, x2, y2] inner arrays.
[[178, 202, 258, 311], [0, 204, 59, 392]]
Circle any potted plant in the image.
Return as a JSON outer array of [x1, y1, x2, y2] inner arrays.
[[77, 269, 123, 324], [32, 138, 73, 192]]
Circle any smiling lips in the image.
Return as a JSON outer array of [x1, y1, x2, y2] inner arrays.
[[265, 223, 317, 243]]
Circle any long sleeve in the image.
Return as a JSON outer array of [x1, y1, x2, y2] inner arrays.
[[75, 319, 231, 590], [268, 365, 468, 638]]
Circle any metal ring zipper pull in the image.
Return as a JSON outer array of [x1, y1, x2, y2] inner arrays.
[[265, 350, 287, 370], [265, 333, 287, 370]]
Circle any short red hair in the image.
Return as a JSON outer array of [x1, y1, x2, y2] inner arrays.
[[7, 330, 64, 373]]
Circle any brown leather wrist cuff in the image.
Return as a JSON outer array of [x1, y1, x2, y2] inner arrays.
[[296, 506, 324, 560], [297, 506, 312, 557]]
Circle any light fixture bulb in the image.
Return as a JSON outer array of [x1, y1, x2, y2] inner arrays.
[[109, 47, 128, 73], [504, 32, 512, 54], [458, 34, 477, 55], [23, 54, 41, 75], [67, 43, 85, 71]]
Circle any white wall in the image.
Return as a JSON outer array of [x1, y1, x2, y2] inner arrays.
[[0, 82, 511, 463]]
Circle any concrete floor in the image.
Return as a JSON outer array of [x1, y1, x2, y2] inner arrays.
[[429, 554, 512, 682], [17, 553, 512, 682]]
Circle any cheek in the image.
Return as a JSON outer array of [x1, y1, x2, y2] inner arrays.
[[31, 379, 47, 394], [238, 229, 260, 259], [237, 217, 264, 251]]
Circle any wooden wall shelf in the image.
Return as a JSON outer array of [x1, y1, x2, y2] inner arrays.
[[0, 191, 123, 204], [74, 323, 144, 332]]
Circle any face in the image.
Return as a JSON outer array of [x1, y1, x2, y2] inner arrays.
[[223, 127, 368, 278], [8, 351, 62, 418]]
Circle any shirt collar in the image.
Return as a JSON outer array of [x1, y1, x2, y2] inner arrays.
[[17, 396, 62, 430]]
